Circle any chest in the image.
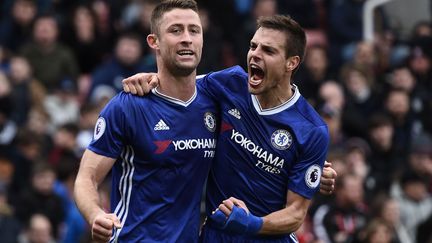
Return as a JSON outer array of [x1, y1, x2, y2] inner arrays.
[[126, 98, 218, 166], [218, 99, 298, 175]]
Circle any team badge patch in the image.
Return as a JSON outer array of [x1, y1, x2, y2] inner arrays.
[[271, 129, 292, 150], [305, 164, 321, 189], [204, 112, 216, 132], [94, 117, 106, 140]]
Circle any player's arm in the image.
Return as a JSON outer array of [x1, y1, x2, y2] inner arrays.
[[122, 66, 246, 99], [74, 149, 121, 242], [211, 167, 334, 235], [260, 190, 310, 234], [213, 191, 309, 235]]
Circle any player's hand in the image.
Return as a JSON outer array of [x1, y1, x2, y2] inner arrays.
[[91, 212, 121, 242], [218, 197, 250, 216], [122, 73, 159, 96], [320, 161, 337, 195], [209, 197, 262, 235]]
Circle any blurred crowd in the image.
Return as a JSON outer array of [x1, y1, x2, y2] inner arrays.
[[0, 0, 431, 242]]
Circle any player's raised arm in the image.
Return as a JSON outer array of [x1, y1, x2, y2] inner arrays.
[[74, 149, 121, 242]]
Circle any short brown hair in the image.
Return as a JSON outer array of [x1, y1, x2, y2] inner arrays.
[[257, 15, 306, 62], [150, 0, 199, 36]]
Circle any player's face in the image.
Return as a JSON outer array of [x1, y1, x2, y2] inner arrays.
[[247, 27, 290, 95], [157, 9, 203, 76]]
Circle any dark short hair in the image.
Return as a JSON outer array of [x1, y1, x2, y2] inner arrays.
[[256, 15, 306, 62], [150, 0, 199, 36]]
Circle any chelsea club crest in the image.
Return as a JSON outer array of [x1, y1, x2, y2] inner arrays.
[[271, 129, 292, 150], [204, 112, 216, 132]]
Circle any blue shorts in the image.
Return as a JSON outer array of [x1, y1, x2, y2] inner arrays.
[[199, 224, 298, 243]]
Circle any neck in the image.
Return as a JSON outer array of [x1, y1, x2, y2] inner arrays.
[[156, 65, 196, 102], [256, 80, 294, 110]]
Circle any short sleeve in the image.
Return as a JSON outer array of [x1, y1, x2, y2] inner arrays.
[[197, 65, 247, 101], [287, 125, 329, 199], [87, 94, 127, 159]]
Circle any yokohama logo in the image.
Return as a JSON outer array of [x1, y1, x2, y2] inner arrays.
[[154, 138, 216, 154]]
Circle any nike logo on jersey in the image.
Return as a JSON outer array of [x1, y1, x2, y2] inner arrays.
[[228, 108, 241, 119], [154, 119, 170, 131]]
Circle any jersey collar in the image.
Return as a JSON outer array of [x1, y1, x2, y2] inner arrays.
[[251, 84, 301, 115], [151, 86, 197, 107]]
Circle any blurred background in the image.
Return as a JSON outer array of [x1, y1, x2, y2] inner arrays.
[[0, 0, 431, 242]]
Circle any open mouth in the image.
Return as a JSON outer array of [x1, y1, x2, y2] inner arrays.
[[249, 64, 264, 86], [177, 50, 194, 56]]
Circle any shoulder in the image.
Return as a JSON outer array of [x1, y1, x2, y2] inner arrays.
[[294, 96, 327, 128], [207, 65, 247, 80], [199, 65, 248, 92], [102, 92, 142, 112], [290, 96, 329, 144]]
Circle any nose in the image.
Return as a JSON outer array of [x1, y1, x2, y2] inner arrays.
[[181, 31, 193, 44], [249, 46, 262, 61]]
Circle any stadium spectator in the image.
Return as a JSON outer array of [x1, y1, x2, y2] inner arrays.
[[0, 0, 37, 53], [366, 114, 401, 195], [296, 45, 333, 107], [318, 81, 347, 148], [234, 0, 278, 69], [0, 181, 21, 243], [87, 33, 154, 103], [8, 130, 44, 203], [406, 134, 432, 192], [314, 173, 368, 243], [359, 218, 393, 243], [14, 163, 65, 239], [47, 123, 79, 167], [391, 171, 432, 242], [340, 65, 381, 139], [8, 56, 34, 126], [370, 194, 412, 243], [20, 14, 79, 92], [327, 0, 365, 69], [43, 78, 80, 128], [18, 213, 56, 243], [62, 4, 107, 75]]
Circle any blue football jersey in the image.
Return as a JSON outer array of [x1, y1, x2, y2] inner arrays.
[[199, 66, 329, 242], [88, 82, 218, 242]]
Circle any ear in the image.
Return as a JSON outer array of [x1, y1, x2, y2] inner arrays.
[[147, 34, 159, 50], [285, 56, 301, 72]]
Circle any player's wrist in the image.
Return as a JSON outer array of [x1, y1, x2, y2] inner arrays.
[[210, 206, 263, 235], [245, 214, 263, 235]]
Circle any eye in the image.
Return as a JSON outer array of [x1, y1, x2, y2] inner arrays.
[[190, 27, 201, 34], [170, 27, 182, 34], [249, 42, 257, 50], [262, 46, 275, 55]]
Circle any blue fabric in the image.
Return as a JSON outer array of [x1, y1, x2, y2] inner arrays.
[[199, 66, 328, 241], [209, 206, 263, 235], [88, 81, 218, 242]]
